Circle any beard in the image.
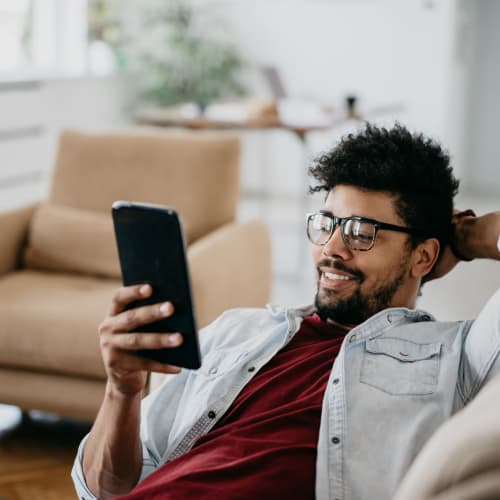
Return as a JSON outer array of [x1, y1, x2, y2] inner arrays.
[[314, 255, 410, 325]]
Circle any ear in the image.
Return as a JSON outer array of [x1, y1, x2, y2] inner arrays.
[[410, 238, 441, 278]]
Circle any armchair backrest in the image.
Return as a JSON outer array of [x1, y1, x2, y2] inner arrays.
[[23, 129, 240, 278], [49, 129, 240, 243]]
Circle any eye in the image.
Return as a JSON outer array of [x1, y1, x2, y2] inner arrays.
[[313, 215, 332, 232], [354, 232, 373, 241], [347, 220, 374, 241]]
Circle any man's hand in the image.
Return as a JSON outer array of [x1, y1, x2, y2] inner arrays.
[[83, 284, 184, 499], [98, 284, 184, 397], [425, 210, 500, 283], [453, 211, 500, 261]]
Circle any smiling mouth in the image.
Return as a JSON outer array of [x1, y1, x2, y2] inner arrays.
[[319, 269, 359, 290], [323, 272, 351, 281]]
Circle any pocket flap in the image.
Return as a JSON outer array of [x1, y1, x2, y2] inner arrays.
[[365, 338, 442, 362], [200, 349, 249, 377]]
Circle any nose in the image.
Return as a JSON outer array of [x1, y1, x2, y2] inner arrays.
[[321, 224, 353, 260]]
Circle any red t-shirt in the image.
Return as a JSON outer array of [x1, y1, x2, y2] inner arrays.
[[118, 314, 347, 500]]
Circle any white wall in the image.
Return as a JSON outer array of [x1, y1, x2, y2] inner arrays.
[[213, 0, 459, 149], [462, 0, 500, 194]]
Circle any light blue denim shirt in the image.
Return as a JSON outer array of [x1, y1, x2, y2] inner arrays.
[[73, 288, 500, 500]]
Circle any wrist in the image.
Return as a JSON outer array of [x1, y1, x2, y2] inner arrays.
[[452, 211, 500, 261], [450, 210, 476, 261], [105, 380, 144, 403]]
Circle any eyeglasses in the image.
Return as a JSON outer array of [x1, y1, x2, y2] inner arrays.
[[306, 211, 422, 251]]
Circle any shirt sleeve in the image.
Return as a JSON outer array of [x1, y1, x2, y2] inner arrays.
[[71, 433, 158, 500], [461, 286, 500, 402]]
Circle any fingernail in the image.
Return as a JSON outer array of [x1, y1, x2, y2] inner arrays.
[[164, 333, 181, 346], [160, 302, 171, 314], [140, 285, 151, 295]]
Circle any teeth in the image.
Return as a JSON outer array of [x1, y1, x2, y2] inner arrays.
[[324, 272, 351, 280]]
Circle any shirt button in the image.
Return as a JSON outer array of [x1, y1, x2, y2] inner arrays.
[[332, 378, 340, 385], [208, 411, 216, 419], [331, 436, 340, 444], [349, 334, 356, 343], [208, 367, 218, 375], [387, 314, 393, 323], [248, 366, 256, 372]]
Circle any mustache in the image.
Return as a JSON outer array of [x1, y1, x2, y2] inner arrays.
[[317, 258, 365, 282]]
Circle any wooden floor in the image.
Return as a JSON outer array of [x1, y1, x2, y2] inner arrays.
[[0, 405, 91, 500]]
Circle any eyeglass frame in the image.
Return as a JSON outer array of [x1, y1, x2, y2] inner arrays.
[[306, 211, 425, 251]]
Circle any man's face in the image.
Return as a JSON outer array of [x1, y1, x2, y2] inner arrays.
[[312, 185, 415, 325]]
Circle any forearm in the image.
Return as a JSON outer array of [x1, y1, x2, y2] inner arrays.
[[80, 284, 184, 498], [82, 382, 143, 499], [455, 211, 500, 261]]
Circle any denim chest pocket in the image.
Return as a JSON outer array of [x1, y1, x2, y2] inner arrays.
[[360, 338, 442, 395]]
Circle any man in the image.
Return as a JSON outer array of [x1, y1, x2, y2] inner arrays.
[[73, 124, 500, 500]]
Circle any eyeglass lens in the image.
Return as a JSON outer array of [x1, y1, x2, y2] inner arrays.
[[307, 213, 376, 250]]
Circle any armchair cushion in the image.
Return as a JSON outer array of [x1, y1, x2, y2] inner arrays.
[[0, 270, 117, 379], [23, 203, 120, 279]]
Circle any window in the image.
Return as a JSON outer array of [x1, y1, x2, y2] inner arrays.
[[0, 0, 32, 74], [0, 0, 91, 80]]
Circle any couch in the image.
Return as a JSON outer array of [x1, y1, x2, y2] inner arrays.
[[0, 129, 271, 421], [394, 372, 500, 500]]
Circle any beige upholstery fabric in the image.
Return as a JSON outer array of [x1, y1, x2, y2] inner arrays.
[[0, 270, 118, 378], [188, 220, 271, 327], [49, 130, 240, 243], [394, 373, 500, 500], [0, 367, 105, 421], [23, 203, 120, 278], [0, 204, 37, 276]]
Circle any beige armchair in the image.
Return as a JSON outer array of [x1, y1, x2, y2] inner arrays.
[[0, 129, 271, 421]]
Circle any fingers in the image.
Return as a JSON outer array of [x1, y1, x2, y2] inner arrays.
[[103, 332, 183, 352], [106, 284, 176, 333], [100, 286, 184, 393], [107, 351, 183, 375], [103, 300, 174, 334], [452, 209, 476, 222], [99, 326, 184, 378], [108, 284, 153, 317]]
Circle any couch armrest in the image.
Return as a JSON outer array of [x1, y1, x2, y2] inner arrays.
[[393, 372, 500, 500], [0, 204, 38, 276], [188, 219, 271, 328], [149, 219, 271, 392]]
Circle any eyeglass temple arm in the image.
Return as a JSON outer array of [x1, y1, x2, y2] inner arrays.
[[377, 221, 424, 236]]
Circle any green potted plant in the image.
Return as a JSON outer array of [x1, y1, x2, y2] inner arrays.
[[126, 1, 246, 111]]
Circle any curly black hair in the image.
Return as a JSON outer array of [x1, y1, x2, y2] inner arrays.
[[309, 123, 460, 248]]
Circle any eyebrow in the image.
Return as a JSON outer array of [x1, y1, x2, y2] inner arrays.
[[319, 210, 401, 228], [319, 209, 367, 219]]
